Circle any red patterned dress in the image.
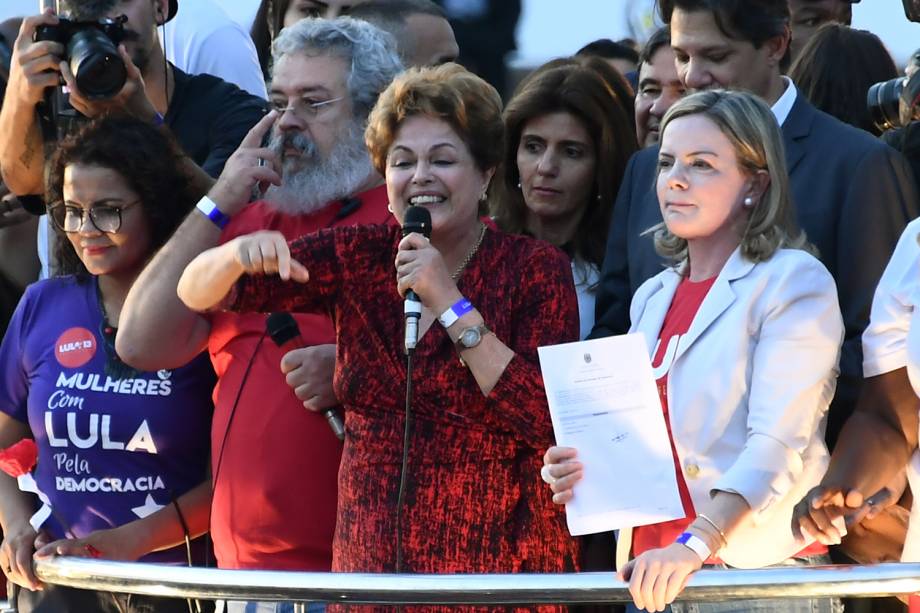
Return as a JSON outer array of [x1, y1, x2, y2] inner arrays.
[[226, 224, 582, 609]]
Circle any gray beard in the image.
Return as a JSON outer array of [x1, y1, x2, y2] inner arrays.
[[263, 122, 374, 216]]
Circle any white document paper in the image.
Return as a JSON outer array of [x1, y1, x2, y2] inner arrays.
[[538, 333, 684, 536]]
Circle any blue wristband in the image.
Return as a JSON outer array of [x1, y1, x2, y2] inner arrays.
[[196, 196, 231, 229], [438, 297, 474, 328], [675, 531, 711, 562]]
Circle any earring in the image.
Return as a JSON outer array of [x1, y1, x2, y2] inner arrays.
[[744, 196, 754, 208], [387, 203, 394, 213], [516, 182, 522, 189]]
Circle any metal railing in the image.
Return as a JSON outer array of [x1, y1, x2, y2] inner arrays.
[[27, 557, 920, 605]]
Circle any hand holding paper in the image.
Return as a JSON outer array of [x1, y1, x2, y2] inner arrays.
[[538, 333, 684, 535]]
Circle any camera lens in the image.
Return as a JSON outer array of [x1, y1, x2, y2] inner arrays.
[[868, 77, 906, 133], [67, 28, 126, 99]]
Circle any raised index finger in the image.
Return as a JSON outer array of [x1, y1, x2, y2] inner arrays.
[[240, 110, 279, 149]]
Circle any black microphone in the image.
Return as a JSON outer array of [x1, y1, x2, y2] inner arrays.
[[265, 312, 346, 441], [401, 206, 432, 352]]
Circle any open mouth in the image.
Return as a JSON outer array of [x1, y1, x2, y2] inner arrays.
[[409, 195, 446, 205]]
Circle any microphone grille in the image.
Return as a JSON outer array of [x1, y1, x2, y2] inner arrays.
[[402, 205, 432, 238]]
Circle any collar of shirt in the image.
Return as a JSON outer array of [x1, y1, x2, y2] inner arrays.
[[771, 76, 797, 127]]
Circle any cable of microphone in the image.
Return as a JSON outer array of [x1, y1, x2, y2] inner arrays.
[[401, 206, 432, 353], [265, 312, 346, 441]]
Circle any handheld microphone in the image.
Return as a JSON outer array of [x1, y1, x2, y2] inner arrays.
[[265, 312, 346, 441], [401, 206, 432, 352]]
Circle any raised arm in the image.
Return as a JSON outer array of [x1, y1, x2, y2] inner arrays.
[[0, 12, 63, 195], [117, 112, 281, 371], [177, 230, 310, 312]]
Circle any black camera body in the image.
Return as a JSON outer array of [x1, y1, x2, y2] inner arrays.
[[866, 1, 920, 132], [34, 16, 127, 100]]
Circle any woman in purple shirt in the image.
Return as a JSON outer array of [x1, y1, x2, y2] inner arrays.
[[0, 116, 214, 613]]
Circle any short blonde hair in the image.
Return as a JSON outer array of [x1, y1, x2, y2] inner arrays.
[[365, 63, 504, 177], [653, 89, 810, 264]]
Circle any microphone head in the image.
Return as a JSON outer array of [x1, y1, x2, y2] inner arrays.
[[266, 312, 300, 347], [402, 205, 432, 239]]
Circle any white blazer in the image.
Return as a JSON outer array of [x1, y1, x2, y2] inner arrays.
[[625, 247, 843, 568]]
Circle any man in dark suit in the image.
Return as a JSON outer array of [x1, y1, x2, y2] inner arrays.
[[592, 0, 919, 447]]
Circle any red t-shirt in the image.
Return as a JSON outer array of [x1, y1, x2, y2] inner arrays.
[[208, 186, 393, 570], [633, 275, 716, 558], [632, 274, 826, 560]]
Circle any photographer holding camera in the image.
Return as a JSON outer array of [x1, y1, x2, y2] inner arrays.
[[0, 0, 265, 215]]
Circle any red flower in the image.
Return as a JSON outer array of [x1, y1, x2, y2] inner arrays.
[[0, 439, 38, 477]]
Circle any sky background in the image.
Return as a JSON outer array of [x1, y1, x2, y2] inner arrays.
[[2, 0, 919, 74]]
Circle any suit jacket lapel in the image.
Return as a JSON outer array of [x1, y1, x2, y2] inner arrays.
[[635, 268, 682, 356], [671, 250, 755, 364], [782, 92, 815, 177]]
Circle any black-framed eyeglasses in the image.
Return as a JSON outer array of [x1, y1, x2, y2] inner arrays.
[[47, 200, 141, 234]]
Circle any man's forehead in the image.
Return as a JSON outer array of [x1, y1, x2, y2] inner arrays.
[[271, 52, 350, 93], [671, 9, 744, 49], [59, 0, 118, 19], [648, 45, 676, 67]]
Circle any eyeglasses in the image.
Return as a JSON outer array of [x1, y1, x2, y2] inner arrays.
[[269, 96, 345, 121], [47, 200, 140, 234]]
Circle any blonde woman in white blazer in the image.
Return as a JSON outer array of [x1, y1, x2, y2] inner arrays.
[[541, 90, 844, 613]]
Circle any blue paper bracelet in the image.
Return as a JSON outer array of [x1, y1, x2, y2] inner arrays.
[[438, 297, 474, 328], [196, 196, 231, 229]]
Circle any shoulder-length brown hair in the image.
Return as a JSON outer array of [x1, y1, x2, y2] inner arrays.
[[789, 23, 898, 136], [491, 56, 638, 268]]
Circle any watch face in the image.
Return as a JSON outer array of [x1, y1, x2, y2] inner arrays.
[[460, 327, 481, 348]]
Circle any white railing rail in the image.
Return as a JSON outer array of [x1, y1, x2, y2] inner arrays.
[[25, 558, 920, 605]]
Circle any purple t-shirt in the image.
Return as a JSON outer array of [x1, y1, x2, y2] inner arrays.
[[0, 276, 214, 563]]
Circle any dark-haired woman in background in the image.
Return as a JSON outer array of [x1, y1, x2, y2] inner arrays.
[[492, 56, 637, 339], [789, 23, 898, 136], [250, 0, 364, 78], [0, 116, 214, 613]]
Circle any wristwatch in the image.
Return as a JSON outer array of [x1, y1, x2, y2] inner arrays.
[[454, 324, 491, 354]]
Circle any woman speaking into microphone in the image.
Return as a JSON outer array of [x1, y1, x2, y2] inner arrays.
[[176, 63, 581, 591]]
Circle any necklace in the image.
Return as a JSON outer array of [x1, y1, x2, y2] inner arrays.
[[95, 279, 140, 381], [451, 223, 487, 280]]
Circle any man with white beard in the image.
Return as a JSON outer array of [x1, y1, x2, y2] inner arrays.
[[115, 17, 402, 591]]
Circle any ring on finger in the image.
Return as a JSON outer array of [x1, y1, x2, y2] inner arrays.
[[540, 464, 557, 485], [257, 158, 266, 168]]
